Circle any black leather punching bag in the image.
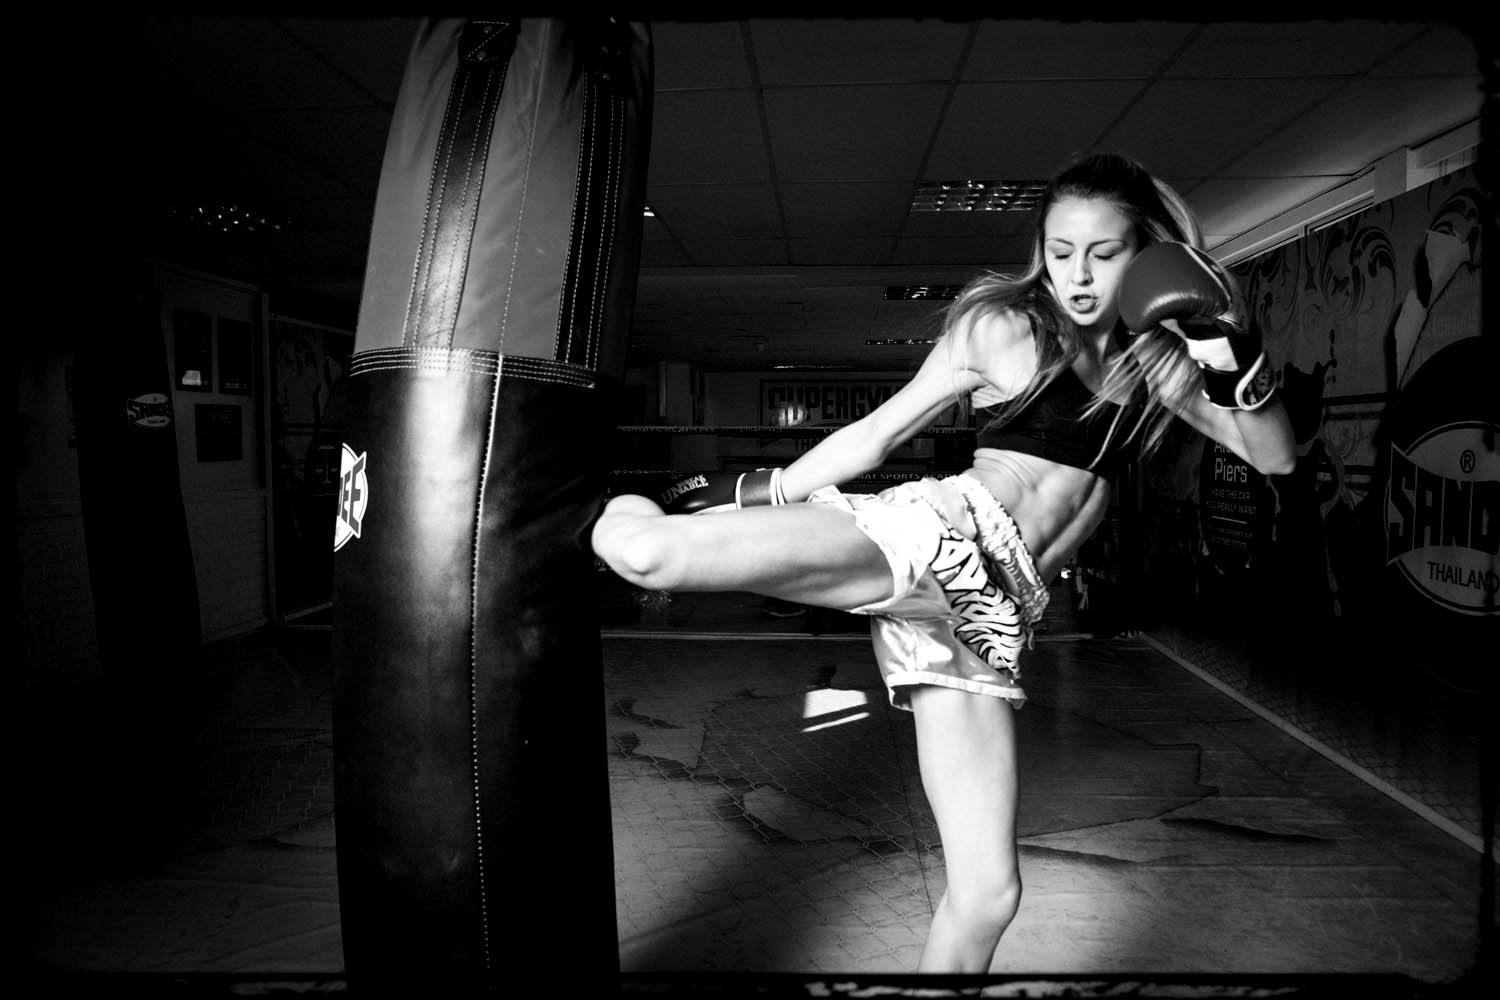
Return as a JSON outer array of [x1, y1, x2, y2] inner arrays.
[[331, 19, 651, 990]]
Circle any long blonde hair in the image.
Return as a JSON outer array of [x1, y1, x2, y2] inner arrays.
[[942, 152, 1210, 463]]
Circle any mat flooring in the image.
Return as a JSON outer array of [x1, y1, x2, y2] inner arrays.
[[30, 583, 1489, 988]]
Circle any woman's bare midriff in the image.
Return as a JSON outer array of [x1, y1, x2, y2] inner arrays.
[[965, 447, 1112, 583]]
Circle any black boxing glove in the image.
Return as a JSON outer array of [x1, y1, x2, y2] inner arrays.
[[660, 468, 786, 514], [1117, 241, 1278, 410]]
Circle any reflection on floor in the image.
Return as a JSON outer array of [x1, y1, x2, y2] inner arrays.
[[30, 578, 1491, 992]]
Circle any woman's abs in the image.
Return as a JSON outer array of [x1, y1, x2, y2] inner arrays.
[[964, 448, 1112, 582]]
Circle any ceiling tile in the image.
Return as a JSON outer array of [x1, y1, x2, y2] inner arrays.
[[652, 20, 753, 90], [928, 81, 1145, 178], [277, 18, 422, 103], [966, 20, 1198, 79], [871, 300, 953, 329], [1368, 22, 1482, 76], [749, 19, 970, 84], [1096, 77, 1347, 178], [641, 241, 693, 267], [230, 106, 395, 195], [149, 17, 375, 110], [680, 238, 790, 267], [286, 196, 378, 238], [1166, 21, 1425, 78], [779, 182, 913, 237], [903, 208, 1036, 239], [764, 85, 949, 181], [1222, 75, 1483, 178], [892, 235, 1028, 267], [648, 185, 782, 239], [789, 238, 898, 267], [648, 90, 771, 185]]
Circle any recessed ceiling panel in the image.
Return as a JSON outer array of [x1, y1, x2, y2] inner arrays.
[[928, 81, 1145, 178], [279, 18, 422, 103], [1368, 22, 1480, 76], [903, 206, 1037, 239], [648, 184, 783, 239], [764, 85, 949, 181], [680, 238, 790, 267], [641, 241, 692, 268], [148, 17, 374, 110], [230, 106, 395, 195], [652, 20, 753, 90], [1222, 75, 1483, 178], [891, 235, 1028, 267], [1166, 21, 1424, 78], [780, 182, 913, 237], [789, 237, 898, 267], [1096, 77, 1347, 178], [965, 20, 1198, 80], [749, 19, 970, 84], [649, 90, 771, 186]]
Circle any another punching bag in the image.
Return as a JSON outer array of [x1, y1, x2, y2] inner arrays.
[[331, 19, 651, 990]]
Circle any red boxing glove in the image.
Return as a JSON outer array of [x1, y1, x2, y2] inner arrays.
[[1117, 241, 1278, 410]]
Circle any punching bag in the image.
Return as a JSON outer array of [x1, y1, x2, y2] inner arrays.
[[331, 19, 651, 990]]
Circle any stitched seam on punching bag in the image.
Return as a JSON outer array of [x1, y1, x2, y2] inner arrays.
[[585, 82, 615, 372], [591, 90, 624, 372], [348, 346, 502, 378], [403, 37, 510, 352], [496, 42, 545, 358], [558, 74, 624, 372], [431, 64, 495, 345], [400, 69, 460, 345], [469, 352, 499, 974], [348, 347, 597, 388], [556, 79, 590, 365]]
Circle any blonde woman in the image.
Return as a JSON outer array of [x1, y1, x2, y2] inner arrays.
[[593, 152, 1296, 972]]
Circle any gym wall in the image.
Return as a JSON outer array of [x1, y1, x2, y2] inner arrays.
[[18, 264, 276, 688], [1132, 164, 1492, 847]]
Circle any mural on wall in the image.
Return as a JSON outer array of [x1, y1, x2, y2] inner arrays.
[[270, 318, 352, 616], [1141, 166, 1492, 687]]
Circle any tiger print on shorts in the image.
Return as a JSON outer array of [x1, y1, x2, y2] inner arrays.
[[928, 530, 1026, 678]]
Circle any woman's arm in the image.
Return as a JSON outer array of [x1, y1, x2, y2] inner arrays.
[[778, 310, 1028, 500], [1175, 386, 1297, 475], [1118, 242, 1297, 476]]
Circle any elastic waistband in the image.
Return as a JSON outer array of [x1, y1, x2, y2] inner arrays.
[[939, 474, 1050, 626]]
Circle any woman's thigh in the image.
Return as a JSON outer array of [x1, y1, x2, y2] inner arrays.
[[659, 502, 897, 610], [909, 685, 1020, 892]]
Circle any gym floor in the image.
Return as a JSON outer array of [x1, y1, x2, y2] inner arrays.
[[29, 577, 1490, 993]]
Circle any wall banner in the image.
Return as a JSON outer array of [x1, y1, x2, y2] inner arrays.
[[761, 378, 904, 426], [1383, 337, 1498, 618], [1198, 440, 1274, 574]]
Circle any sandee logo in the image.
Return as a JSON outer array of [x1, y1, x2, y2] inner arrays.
[[1385, 421, 1499, 616], [125, 393, 172, 429]]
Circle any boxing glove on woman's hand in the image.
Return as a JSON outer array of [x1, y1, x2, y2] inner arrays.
[[1117, 241, 1278, 410], [660, 468, 786, 514]]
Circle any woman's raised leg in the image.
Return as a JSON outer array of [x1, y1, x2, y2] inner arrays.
[[591, 493, 895, 611], [909, 684, 1022, 973]]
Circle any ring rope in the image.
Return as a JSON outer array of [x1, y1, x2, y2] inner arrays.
[[616, 424, 974, 436]]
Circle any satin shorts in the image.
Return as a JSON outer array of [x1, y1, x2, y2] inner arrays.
[[808, 474, 1048, 710]]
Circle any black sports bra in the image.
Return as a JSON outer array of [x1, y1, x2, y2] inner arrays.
[[974, 366, 1135, 476]]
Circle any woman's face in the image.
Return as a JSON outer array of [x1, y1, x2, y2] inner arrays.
[[1041, 196, 1140, 333]]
